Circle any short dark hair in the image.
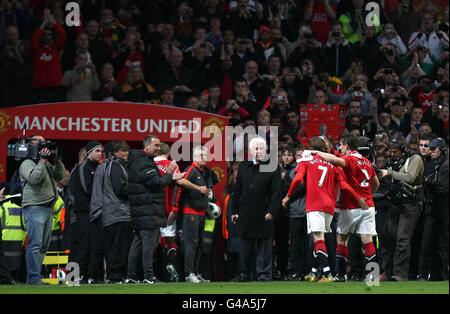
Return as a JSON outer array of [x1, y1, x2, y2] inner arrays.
[[343, 134, 359, 150], [310, 136, 327, 152], [143, 135, 159, 147], [419, 133, 433, 142], [112, 140, 130, 153]]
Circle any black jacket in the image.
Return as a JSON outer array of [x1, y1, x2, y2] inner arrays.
[[428, 157, 449, 219], [173, 162, 208, 214], [69, 159, 98, 213], [126, 149, 172, 230], [231, 161, 282, 238]]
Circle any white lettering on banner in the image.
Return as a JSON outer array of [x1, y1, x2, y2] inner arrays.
[[135, 119, 200, 134], [14, 116, 198, 134]]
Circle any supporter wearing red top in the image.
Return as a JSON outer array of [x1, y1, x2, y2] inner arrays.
[[304, 0, 337, 44], [282, 136, 367, 282], [113, 32, 145, 85], [30, 9, 66, 103], [312, 135, 380, 281]]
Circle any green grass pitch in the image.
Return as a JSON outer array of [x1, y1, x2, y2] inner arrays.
[[0, 281, 448, 294]]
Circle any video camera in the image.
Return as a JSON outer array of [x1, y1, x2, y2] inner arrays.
[[7, 138, 59, 162]]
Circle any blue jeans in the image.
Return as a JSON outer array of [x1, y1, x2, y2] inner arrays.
[[23, 205, 52, 284]]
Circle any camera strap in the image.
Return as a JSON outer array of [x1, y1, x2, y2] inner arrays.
[[45, 165, 58, 207]]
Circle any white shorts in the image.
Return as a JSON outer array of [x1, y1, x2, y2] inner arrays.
[[306, 211, 333, 234], [160, 223, 176, 238], [336, 207, 377, 236]]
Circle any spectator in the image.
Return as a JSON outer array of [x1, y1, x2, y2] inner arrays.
[[390, 0, 421, 44], [84, 19, 112, 71], [242, 60, 270, 109], [341, 73, 376, 116], [304, 0, 336, 44], [254, 25, 284, 67], [231, 137, 282, 281], [19, 135, 66, 284], [324, 22, 352, 77], [227, 0, 259, 39], [356, 25, 382, 79], [118, 66, 156, 103], [114, 32, 145, 85], [408, 11, 448, 61], [288, 24, 328, 73], [62, 52, 100, 102], [154, 47, 198, 107], [30, 9, 66, 103], [338, 0, 378, 44], [378, 23, 408, 56], [98, 8, 125, 49], [0, 25, 32, 107], [61, 33, 92, 71], [159, 86, 176, 106], [94, 63, 120, 101], [230, 36, 256, 77]]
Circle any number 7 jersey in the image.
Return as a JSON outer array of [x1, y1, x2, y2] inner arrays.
[[290, 155, 344, 215], [339, 151, 376, 210]]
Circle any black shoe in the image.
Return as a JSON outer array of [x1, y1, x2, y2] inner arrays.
[[348, 273, 364, 282], [287, 273, 302, 281], [0, 279, 17, 285], [333, 275, 347, 282], [236, 273, 250, 282], [416, 274, 429, 281]]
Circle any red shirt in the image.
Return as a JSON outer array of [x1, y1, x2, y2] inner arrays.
[[418, 91, 436, 114], [339, 152, 376, 210], [31, 23, 66, 88], [307, 3, 335, 44], [116, 50, 144, 85], [288, 155, 342, 215], [154, 157, 180, 217]]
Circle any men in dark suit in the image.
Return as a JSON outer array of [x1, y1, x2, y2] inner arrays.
[[231, 137, 282, 282]]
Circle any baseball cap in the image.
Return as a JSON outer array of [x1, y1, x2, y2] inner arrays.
[[425, 138, 446, 149]]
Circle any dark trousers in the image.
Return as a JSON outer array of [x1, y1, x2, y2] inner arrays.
[[273, 215, 289, 277], [69, 211, 90, 278], [0, 224, 12, 283], [105, 221, 133, 281], [288, 217, 312, 276], [419, 210, 449, 280], [87, 216, 107, 280], [183, 214, 205, 276], [381, 202, 421, 278], [127, 228, 160, 280], [239, 236, 272, 281]]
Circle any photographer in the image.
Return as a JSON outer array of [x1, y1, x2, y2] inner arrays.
[[19, 136, 65, 284], [418, 138, 449, 281], [62, 51, 100, 102], [379, 138, 424, 281]]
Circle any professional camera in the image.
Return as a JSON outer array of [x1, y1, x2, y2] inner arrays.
[[7, 138, 59, 162]]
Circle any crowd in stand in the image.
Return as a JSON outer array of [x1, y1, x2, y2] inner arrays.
[[0, 0, 448, 283]]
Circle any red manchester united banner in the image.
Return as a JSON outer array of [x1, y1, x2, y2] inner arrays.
[[0, 102, 229, 203]]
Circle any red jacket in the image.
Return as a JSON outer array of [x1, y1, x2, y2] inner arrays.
[[31, 22, 66, 88]]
